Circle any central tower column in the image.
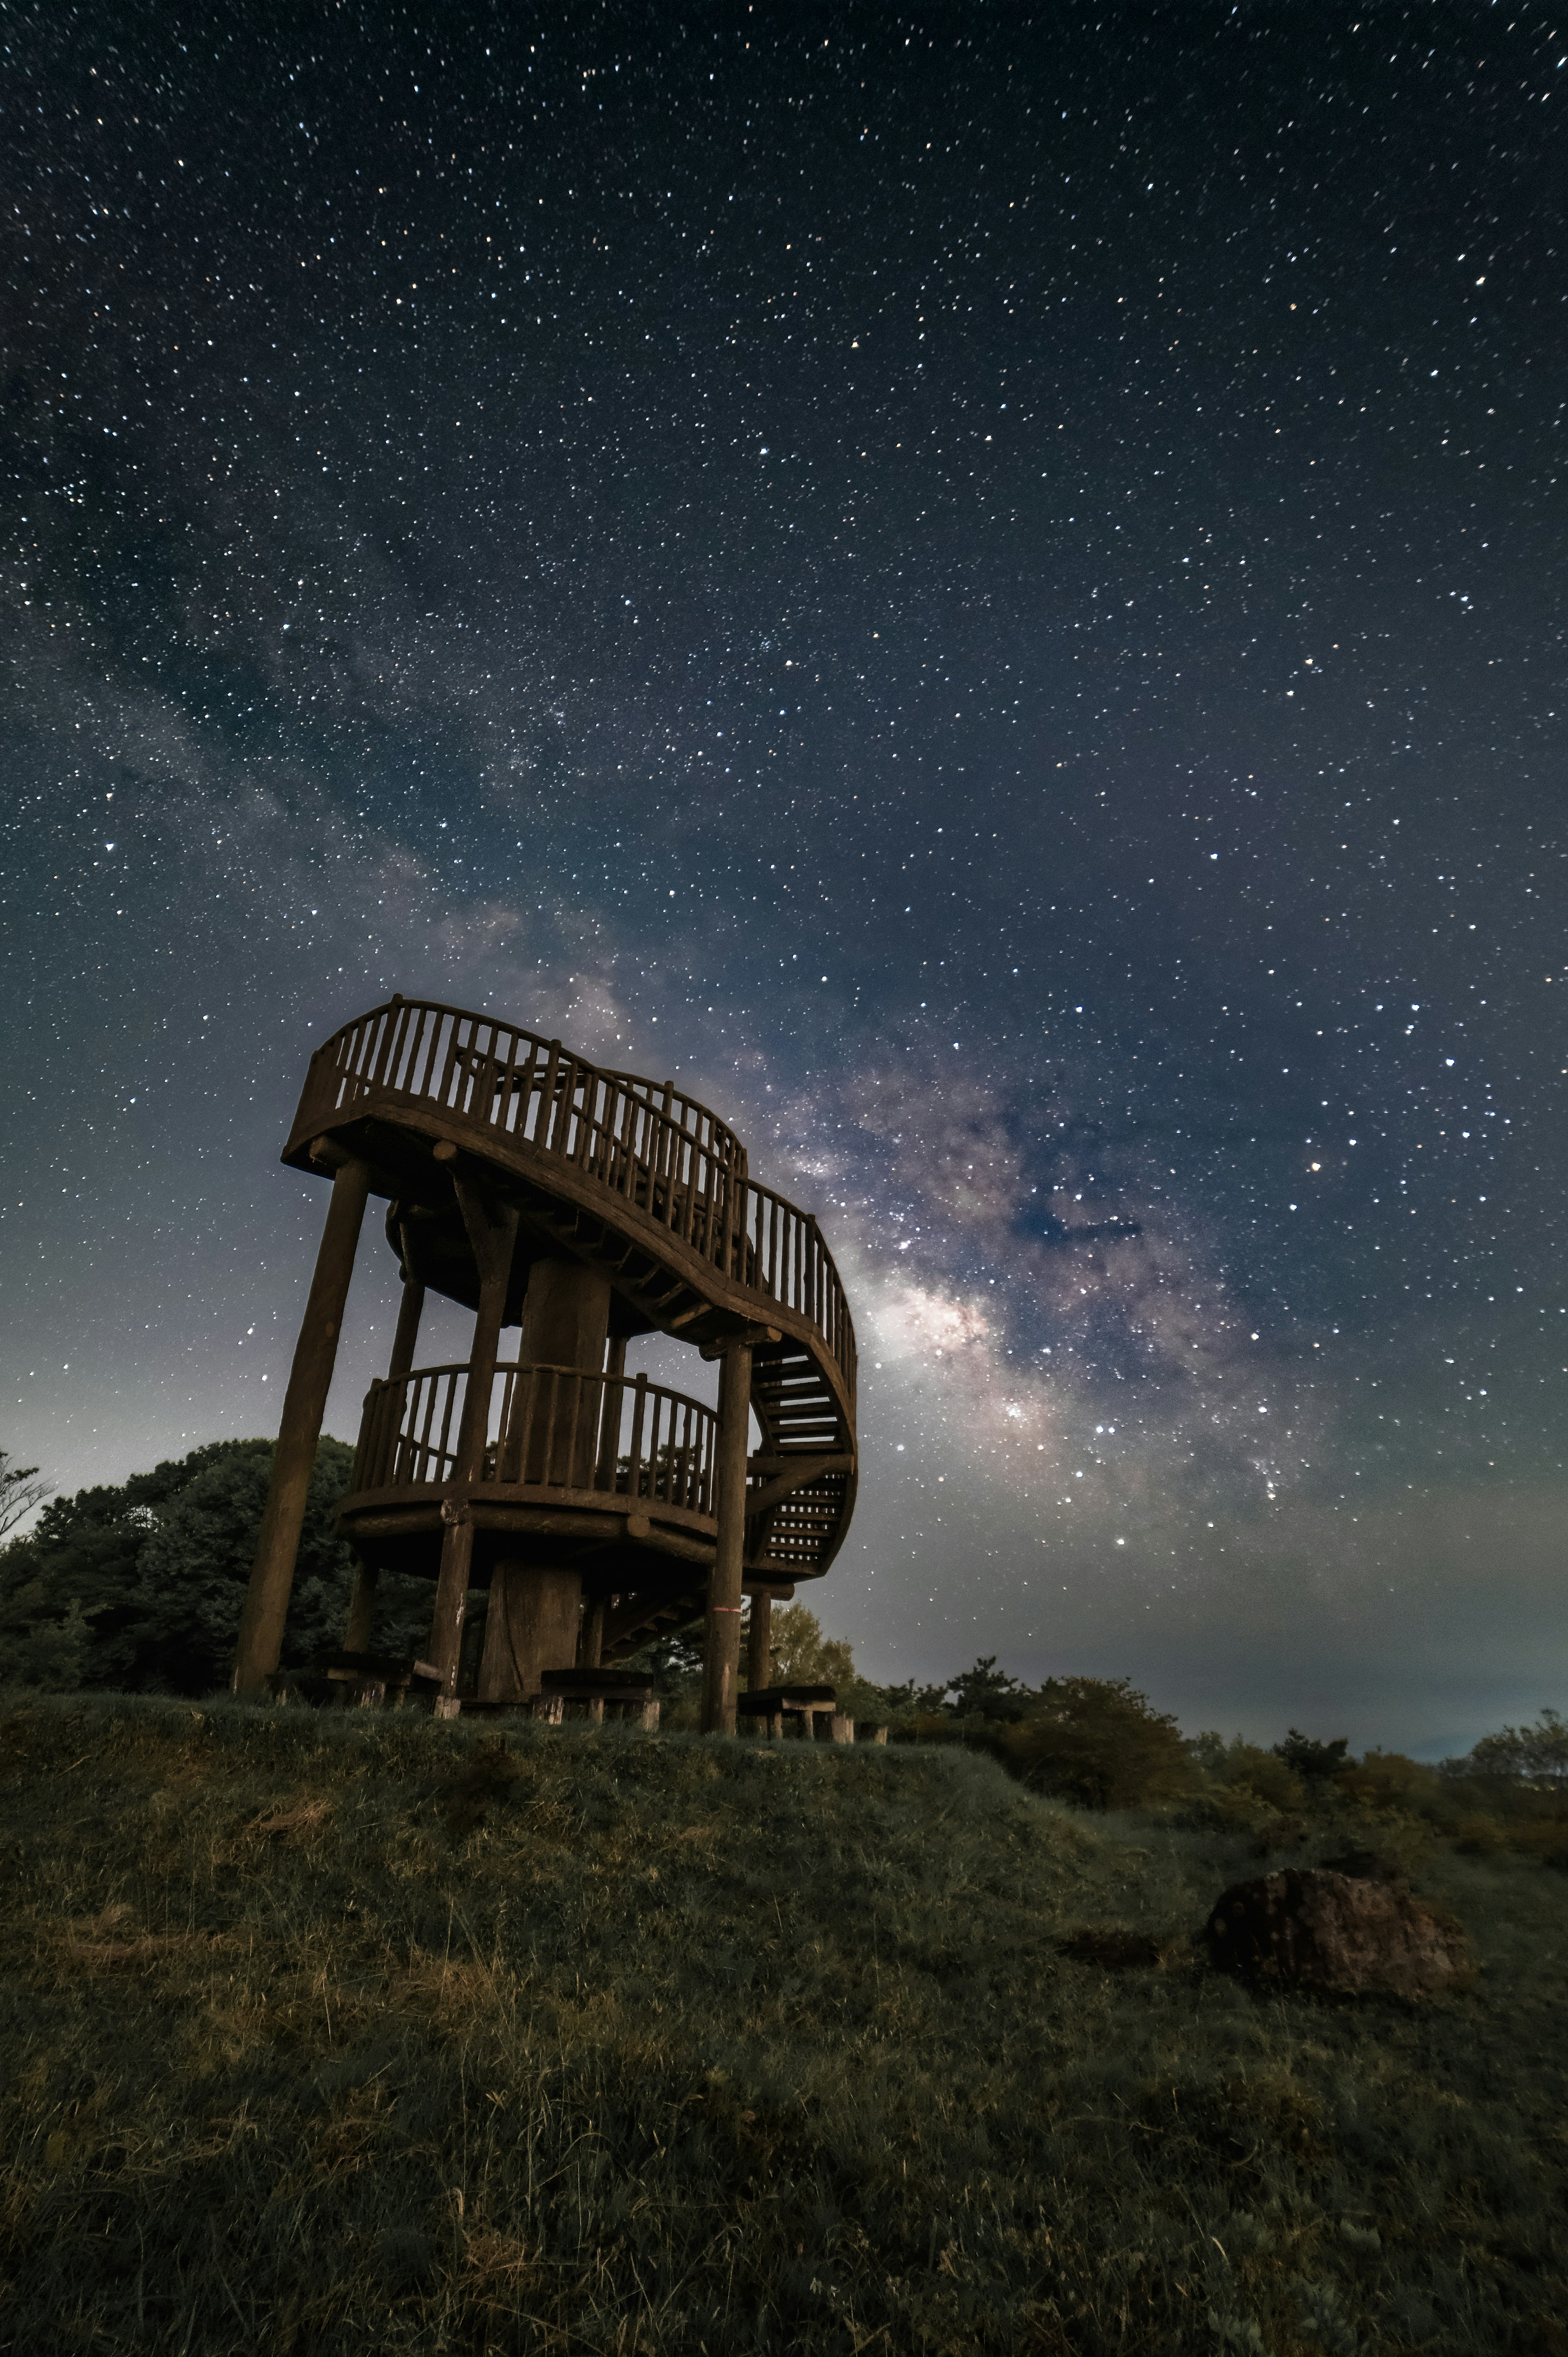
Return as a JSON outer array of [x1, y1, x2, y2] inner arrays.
[[478, 1254, 611, 1701]]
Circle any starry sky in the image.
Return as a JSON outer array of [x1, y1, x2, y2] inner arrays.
[[4, 2, 1566, 1753]]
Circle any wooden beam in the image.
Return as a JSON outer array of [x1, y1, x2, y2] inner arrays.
[[387, 1261, 425, 1383], [233, 1154, 370, 1696], [427, 1190, 520, 1695], [744, 1453, 851, 1519], [746, 1585, 772, 1693], [701, 1339, 752, 1735]]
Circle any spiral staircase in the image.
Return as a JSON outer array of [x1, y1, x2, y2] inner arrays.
[[234, 997, 856, 1713]]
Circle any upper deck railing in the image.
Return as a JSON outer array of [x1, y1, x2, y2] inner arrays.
[[294, 997, 856, 1407]]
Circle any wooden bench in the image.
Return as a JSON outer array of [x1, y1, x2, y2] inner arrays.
[[320, 1651, 443, 1708], [737, 1684, 849, 1741], [533, 1668, 660, 1729]]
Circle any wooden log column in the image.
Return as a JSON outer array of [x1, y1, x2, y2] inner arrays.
[[233, 1148, 370, 1696], [701, 1339, 753, 1735], [477, 1254, 611, 1702], [746, 1586, 774, 1695], [427, 1173, 520, 1696], [339, 1255, 426, 1659]]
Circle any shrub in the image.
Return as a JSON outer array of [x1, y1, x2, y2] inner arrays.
[[1194, 1738, 1307, 1816], [1445, 1706, 1568, 1791], [1273, 1729, 1350, 1782], [990, 1676, 1196, 1810], [1334, 1750, 1441, 1814]]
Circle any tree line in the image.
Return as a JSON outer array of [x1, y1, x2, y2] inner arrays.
[[2, 1442, 1563, 1852]]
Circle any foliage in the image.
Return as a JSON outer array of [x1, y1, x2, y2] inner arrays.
[[1272, 1727, 1351, 1782], [0, 1695, 1563, 2355], [944, 1653, 1027, 1720], [1185, 1735, 1309, 1838], [1444, 1704, 1568, 1789], [1334, 1748, 1442, 1814], [615, 1624, 708, 1727], [0, 1449, 51, 1542], [761, 1601, 855, 1691], [991, 1675, 1197, 1809], [0, 1439, 379, 1693]]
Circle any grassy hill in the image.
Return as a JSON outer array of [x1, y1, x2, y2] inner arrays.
[[1, 1694, 1564, 2355]]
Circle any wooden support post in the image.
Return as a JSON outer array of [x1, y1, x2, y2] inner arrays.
[[478, 1562, 580, 1700], [701, 1340, 752, 1735], [387, 1269, 425, 1381], [480, 1256, 609, 1701], [580, 1595, 606, 1669], [233, 1152, 370, 1696], [341, 1559, 379, 1655], [746, 1586, 773, 1694], [427, 1181, 519, 1697]]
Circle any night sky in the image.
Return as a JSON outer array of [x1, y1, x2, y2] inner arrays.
[[5, 3, 1566, 1753]]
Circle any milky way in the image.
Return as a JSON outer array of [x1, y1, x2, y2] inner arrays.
[[4, 4, 1566, 1750]]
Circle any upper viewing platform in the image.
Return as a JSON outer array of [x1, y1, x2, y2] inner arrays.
[[282, 996, 856, 1430]]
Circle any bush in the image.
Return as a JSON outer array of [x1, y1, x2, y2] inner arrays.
[[1272, 1729, 1350, 1782], [1444, 1706, 1568, 1791], [1334, 1749, 1441, 1814], [988, 1677, 1196, 1810]]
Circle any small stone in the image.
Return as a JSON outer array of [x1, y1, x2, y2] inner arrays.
[[1205, 1867, 1473, 1996]]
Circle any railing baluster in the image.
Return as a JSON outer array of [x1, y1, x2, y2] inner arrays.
[[437, 1368, 461, 1482], [538, 1041, 562, 1151], [494, 1027, 521, 1133], [407, 1003, 432, 1100], [615, 1080, 637, 1192], [653, 1392, 669, 1503], [416, 1370, 440, 1484], [594, 1370, 620, 1490], [564, 1369, 584, 1488], [628, 1371, 648, 1498]]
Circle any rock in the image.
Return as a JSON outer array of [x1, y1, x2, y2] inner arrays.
[[1205, 1867, 1473, 1996]]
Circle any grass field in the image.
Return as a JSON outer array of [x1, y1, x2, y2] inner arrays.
[[1, 1693, 1564, 2355]]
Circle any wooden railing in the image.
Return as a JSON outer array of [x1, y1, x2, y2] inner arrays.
[[298, 997, 856, 1404], [350, 1362, 719, 1517]]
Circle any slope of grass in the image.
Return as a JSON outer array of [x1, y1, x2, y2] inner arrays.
[[1, 1693, 1564, 2355]]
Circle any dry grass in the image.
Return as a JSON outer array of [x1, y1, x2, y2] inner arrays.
[[0, 1692, 1564, 2354]]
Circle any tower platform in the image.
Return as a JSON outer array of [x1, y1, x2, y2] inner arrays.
[[232, 996, 858, 1730]]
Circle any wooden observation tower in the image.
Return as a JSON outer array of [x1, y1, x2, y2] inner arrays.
[[232, 997, 857, 1731]]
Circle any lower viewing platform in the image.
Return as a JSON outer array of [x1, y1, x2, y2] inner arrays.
[[340, 1361, 721, 1572]]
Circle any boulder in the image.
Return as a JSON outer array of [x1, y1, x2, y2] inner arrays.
[[1205, 1867, 1473, 1996]]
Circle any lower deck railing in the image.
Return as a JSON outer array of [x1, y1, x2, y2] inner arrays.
[[349, 1363, 718, 1517]]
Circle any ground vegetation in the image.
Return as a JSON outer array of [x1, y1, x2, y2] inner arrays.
[[1, 1694, 1565, 2354]]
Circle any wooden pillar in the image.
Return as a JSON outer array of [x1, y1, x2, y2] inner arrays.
[[746, 1587, 773, 1694], [427, 1180, 519, 1696], [479, 1256, 609, 1701], [233, 1152, 370, 1696], [339, 1251, 423, 1662], [580, 1595, 606, 1669], [702, 1341, 752, 1735], [478, 1561, 581, 1700], [342, 1560, 378, 1654], [387, 1270, 425, 1381]]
